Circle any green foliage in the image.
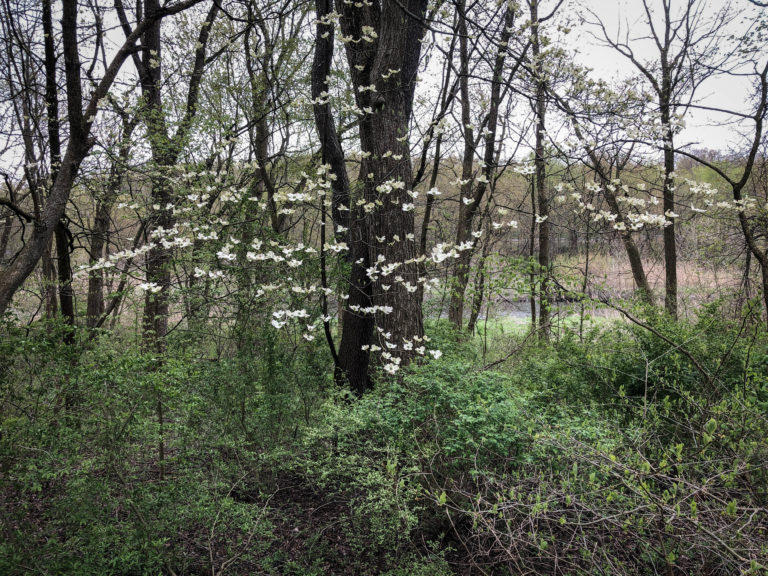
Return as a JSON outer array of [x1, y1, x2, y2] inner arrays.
[[2, 309, 767, 575], [0, 321, 284, 574], [408, 309, 768, 575]]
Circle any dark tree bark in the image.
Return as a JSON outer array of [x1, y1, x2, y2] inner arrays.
[[44, 0, 74, 339], [86, 199, 111, 327], [333, 0, 429, 393], [448, 0, 475, 329], [528, 176, 537, 332], [416, 132, 443, 306], [0, 214, 11, 261], [654, 8, 679, 319], [312, 0, 351, 376], [0, 0, 205, 316], [132, 0, 218, 353], [467, 207, 493, 334], [449, 2, 516, 328], [42, 0, 61, 175], [138, 0, 172, 354], [54, 221, 74, 340], [531, 0, 551, 341], [312, 0, 351, 242]]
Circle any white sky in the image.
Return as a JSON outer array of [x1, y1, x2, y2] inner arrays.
[[1, 0, 763, 179], [567, 0, 765, 152]]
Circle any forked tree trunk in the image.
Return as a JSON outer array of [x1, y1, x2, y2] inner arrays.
[[137, 0, 218, 353], [449, 2, 515, 329], [334, 0, 429, 393], [0, 0, 204, 316]]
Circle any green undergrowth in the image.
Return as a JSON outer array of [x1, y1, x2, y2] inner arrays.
[[2, 304, 767, 574]]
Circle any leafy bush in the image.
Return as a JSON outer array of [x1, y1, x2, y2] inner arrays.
[[2, 308, 766, 575], [0, 322, 275, 575], [410, 312, 768, 575]]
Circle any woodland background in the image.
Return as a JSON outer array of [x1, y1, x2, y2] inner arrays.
[[1, 0, 768, 574]]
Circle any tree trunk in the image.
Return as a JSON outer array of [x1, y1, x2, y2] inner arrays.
[[0, 142, 86, 316], [532, 0, 550, 342], [449, 2, 515, 329], [528, 177, 537, 333], [467, 213, 492, 334], [743, 244, 752, 303], [335, 0, 428, 391], [448, 0, 474, 328], [336, 229, 375, 394], [416, 132, 443, 306], [760, 256, 768, 331], [54, 221, 75, 341], [43, 0, 70, 328], [661, 100, 677, 318], [140, 0, 171, 354], [85, 201, 109, 328], [735, 207, 768, 331], [312, 0, 350, 242], [138, 0, 218, 353], [601, 182, 655, 305], [554, 92, 655, 307], [0, 215, 11, 261], [42, 242, 58, 319]]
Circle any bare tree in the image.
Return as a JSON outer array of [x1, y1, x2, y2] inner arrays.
[[114, 0, 219, 352], [590, 0, 738, 318], [677, 62, 768, 327], [85, 111, 137, 329], [448, 0, 526, 329]]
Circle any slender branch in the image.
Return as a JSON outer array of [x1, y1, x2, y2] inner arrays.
[[0, 199, 34, 222]]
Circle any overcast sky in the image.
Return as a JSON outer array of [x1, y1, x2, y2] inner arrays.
[[566, 0, 764, 152]]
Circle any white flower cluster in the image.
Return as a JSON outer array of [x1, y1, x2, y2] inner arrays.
[[246, 240, 318, 263], [625, 212, 670, 229], [702, 196, 757, 214], [149, 224, 195, 249], [428, 241, 476, 264], [216, 244, 237, 262], [514, 164, 535, 176], [137, 282, 162, 293], [362, 331, 440, 375], [349, 304, 394, 315], [193, 267, 225, 280], [74, 243, 156, 278], [559, 180, 674, 231]]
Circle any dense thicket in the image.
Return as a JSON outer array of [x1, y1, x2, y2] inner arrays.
[[1, 0, 767, 574]]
